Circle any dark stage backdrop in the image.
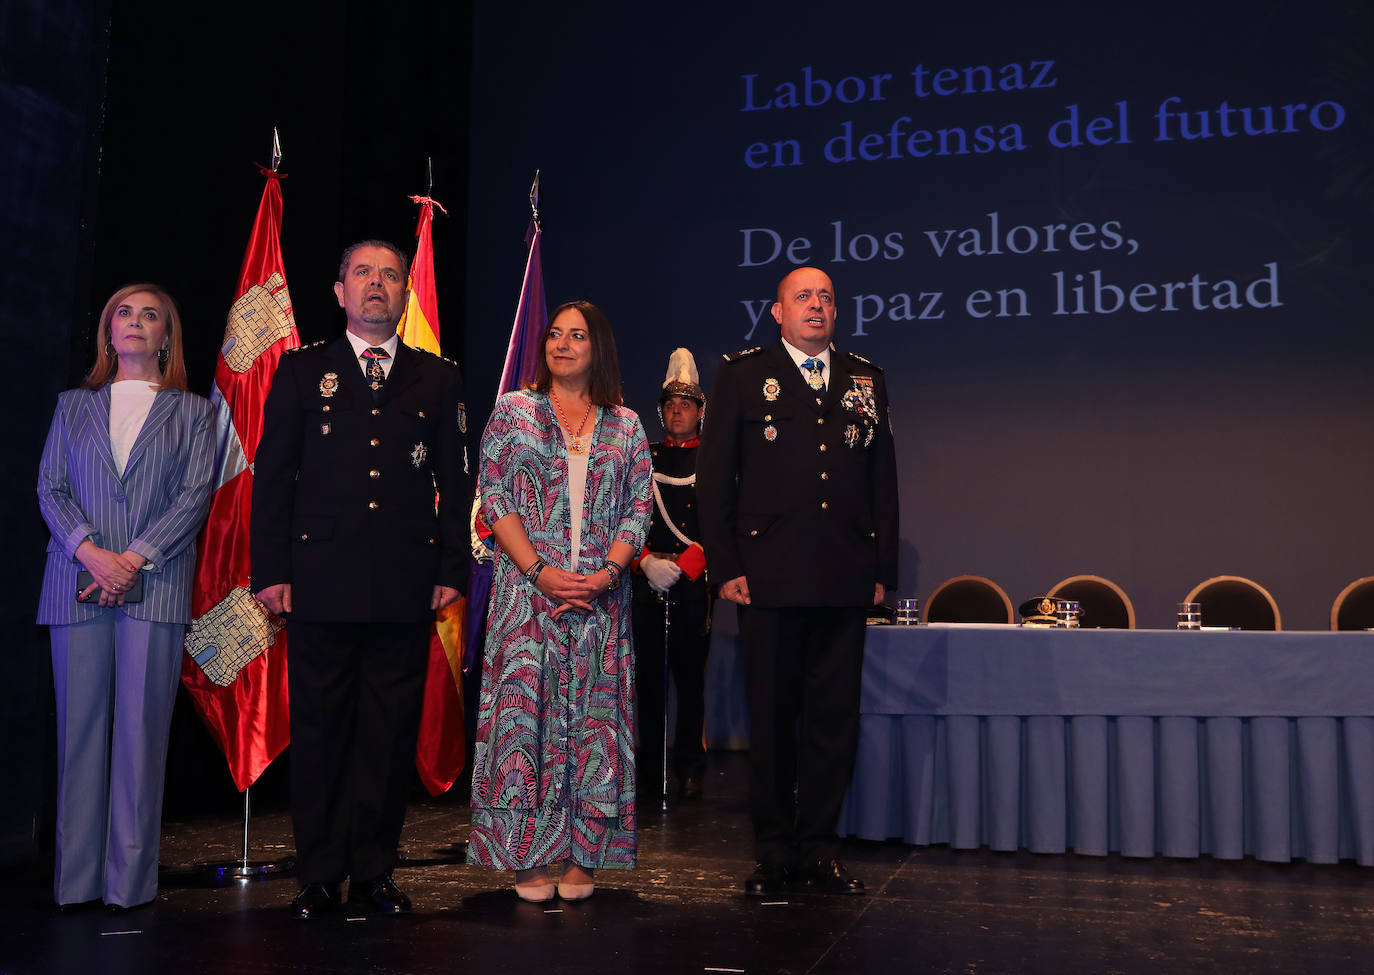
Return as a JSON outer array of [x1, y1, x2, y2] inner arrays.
[[465, 0, 1374, 630], [8, 0, 474, 859], [3, 0, 112, 864]]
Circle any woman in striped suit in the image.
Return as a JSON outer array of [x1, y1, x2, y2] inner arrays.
[[36, 283, 215, 911]]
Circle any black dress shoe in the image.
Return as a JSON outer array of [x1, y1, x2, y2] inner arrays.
[[104, 901, 152, 914], [291, 883, 342, 920], [797, 857, 865, 895], [679, 775, 703, 801], [348, 874, 412, 915], [743, 862, 790, 897], [56, 898, 102, 914]]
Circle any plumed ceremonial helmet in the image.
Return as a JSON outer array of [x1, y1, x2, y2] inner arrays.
[[657, 347, 706, 427], [659, 347, 706, 405]]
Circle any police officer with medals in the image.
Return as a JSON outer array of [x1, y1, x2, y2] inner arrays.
[[632, 348, 711, 805], [697, 266, 899, 897], [251, 239, 470, 919]]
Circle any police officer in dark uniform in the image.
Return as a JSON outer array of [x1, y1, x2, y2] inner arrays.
[[251, 240, 469, 919], [697, 266, 898, 897], [632, 348, 711, 805]]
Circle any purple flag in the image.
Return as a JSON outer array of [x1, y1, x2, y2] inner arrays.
[[496, 220, 546, 397], [465, 210, 548, 675]]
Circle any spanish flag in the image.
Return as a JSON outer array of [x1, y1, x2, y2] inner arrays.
[[397, 194, 467, 796]]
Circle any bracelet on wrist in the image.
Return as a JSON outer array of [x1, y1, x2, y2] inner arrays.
[[602, 560, 624, 589], [524, 558, 547, 585]]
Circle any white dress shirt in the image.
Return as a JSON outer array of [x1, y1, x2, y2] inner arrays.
[[344, 330, 400, 379], [780, 337, 831, 391]]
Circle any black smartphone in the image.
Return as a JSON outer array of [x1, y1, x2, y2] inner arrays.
[[75, 569, 144, 603]]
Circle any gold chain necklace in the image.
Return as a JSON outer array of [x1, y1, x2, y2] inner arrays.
[[551, 391, 594, 453]]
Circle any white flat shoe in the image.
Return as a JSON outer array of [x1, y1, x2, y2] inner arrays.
[[558, 864, 595, 901], [514, 867, 555, 902], [515, 882, 556, 903], [556, 880, 594, 901]]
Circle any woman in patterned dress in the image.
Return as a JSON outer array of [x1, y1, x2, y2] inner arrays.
[[467, 301, 653, 901]]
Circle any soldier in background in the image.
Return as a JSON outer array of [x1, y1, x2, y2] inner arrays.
[[632, 349, 711, 804]]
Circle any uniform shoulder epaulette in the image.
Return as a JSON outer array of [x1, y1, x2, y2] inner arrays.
[[722, 346, 763, 362], [283, 339, 327, 356], [412, 345, 459, 367], [844, 350, 883, 371]]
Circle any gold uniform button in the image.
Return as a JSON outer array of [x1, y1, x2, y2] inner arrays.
[[817, 417, 824, 425], [870, 531, 876, 538], [371, 408, 381, 416], [322, 404, 331, 413], [300, 533, 309, 541], [821, 501, 830, 510], [428, 537, 436, 545], [819, 443, 828, 452], [368, 501, 379, 510], [821, 472, 829, 480], [370, 438, 380, 447], [418, 411, 426, 418], [369, 470, 380, 479], [750, 529, 758, 536], [764, 414, 772, 422]]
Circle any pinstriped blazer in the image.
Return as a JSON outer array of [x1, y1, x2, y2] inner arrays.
[[36, 384, 216, 625]]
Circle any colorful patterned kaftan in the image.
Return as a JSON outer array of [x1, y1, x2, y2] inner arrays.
[[467, 390, 653, 869]]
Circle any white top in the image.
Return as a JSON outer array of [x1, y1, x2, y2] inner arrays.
[[344, 330, 399, 378], [565, 427, 591, 571], [109, 380, 159, 476], [780, 337, 831, 390]]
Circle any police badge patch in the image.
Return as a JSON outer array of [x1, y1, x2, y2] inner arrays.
[[319, 372, 339, 398], [762, 378, 780, 401], [764, 425, 778, 441], [412, 443, 428, 467]]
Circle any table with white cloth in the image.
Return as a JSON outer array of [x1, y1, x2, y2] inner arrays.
[[704, 609, 1374, 864]]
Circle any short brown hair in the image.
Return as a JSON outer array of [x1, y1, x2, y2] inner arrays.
[[337, 239, 410, 283], [531, 300, 623, 407], [82, 283, 189, 391]]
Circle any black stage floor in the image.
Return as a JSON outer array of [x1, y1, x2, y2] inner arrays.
[[2, 752, 1371, 974]]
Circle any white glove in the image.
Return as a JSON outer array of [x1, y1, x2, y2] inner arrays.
[[641, 553, 683, 594]]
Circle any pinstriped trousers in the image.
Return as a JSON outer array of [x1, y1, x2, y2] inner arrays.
[[49, 613, 183, 908]]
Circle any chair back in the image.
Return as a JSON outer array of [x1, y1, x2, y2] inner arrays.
[[1048, 575, 1135, 629], [1331, 577, 1374, 631], [925, 575, 1014, 624], [1184, 575, 1281, 631]]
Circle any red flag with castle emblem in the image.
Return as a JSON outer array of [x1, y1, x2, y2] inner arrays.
[[397, 193, 467, 796], [181, 167, 298, 791]]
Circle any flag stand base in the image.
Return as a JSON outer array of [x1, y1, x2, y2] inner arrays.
[[195, 786, 295, 884]]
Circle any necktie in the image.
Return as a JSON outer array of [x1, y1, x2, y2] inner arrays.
[[802, 357, 826, 391], [362, 347, 390, 399]]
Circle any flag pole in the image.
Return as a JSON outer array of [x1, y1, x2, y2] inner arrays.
[[223, 124, 285, 880], [192, 126, 296, 884]]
